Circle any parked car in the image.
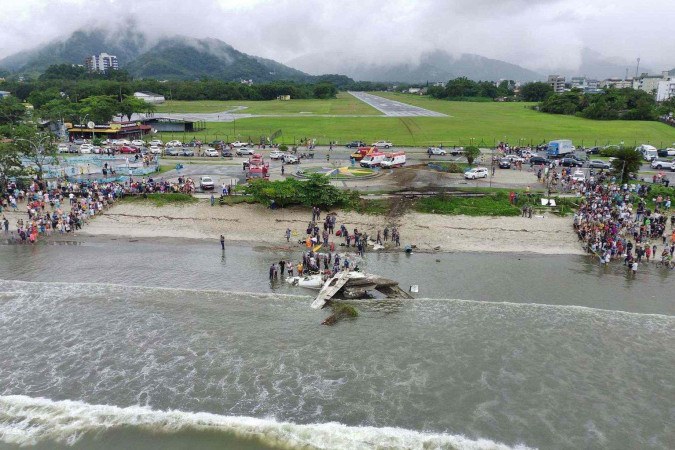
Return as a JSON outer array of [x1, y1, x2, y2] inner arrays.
[[149, 139, 163, 146], [346, 141, 367, 148], [236, 147, 255, 156], [131, 139, 145, 147], [221, 149, 233, 158], [230, 141, 247, 147], [586, 146, 601, 155], [372, 140, 392, 149], [92, 146, 103, 154], [148, 145, 162, 155], [203, 148, 219, 157], [560, 157, 584, 167], [498, 158, 511, 169], [200, 176, 215, 190], [449, 146, 465, 156], [650, 159, 675, 170], [504, 154, 525, 163], [588, 160, 611, 169], [657, 148, 675, 157], [166, 140, 182, 147], [57, 143, 70, 153], [283, 154, 299, 164], [116, 139, 131, 146], [571, 170, 586, 182], [72, 139, 86, 145], [464, 167, 489, 179], [165, 147, 182, 156], [269, 150, 285, 160], [119, 146, 137, 154], [427, 147, 446, 156], [529, 155, 548, 166], [79, 144, 93, 154], [181, 148, 195, 157]]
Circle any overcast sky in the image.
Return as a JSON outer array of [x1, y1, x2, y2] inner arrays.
[[0, 0, 673, 73]]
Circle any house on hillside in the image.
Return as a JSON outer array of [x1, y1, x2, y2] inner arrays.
[[133, 91, 166, 104], [0, 91, 10, 99]]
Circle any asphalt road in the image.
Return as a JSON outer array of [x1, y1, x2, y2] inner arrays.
[[347, 91, 448, 117]]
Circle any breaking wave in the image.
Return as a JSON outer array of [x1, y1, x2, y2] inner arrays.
[[0, 395, 531, 450]]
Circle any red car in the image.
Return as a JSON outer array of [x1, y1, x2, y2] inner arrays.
[[119, 146, 137, 154]]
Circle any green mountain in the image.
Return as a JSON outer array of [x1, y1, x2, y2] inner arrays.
[[125, 37, 311, 82], [0, 29, 146, 75], [0, 29, 313, 82]]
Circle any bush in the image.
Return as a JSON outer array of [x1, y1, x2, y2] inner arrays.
[[243, 173, 348, 208], [278, 144, 288, 152], [415, 194, 521, 216], [599, 148, 619, 157]]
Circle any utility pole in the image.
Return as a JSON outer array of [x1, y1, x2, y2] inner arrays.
[[635, 57, 640, 79]]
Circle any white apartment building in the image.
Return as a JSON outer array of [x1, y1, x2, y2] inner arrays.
[[547, 75, 566, 93], [600, 78, 633, 89], [656, 78, 675, 101], [85, 53, 119, 72]]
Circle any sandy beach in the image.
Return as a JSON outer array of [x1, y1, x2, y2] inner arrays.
[[71, 200, 584, 255]]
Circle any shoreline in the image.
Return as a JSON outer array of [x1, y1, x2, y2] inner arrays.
[[66, 200, 584, 255]]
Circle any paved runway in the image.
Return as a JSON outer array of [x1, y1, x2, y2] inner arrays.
[[348, 91, 448, 117]]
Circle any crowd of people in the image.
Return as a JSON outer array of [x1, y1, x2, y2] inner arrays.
[[266, 207, 403, 282], [0, 175, 196, 243], [572, 176, 675, 273]]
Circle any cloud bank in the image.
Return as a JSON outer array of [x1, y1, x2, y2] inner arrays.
[[0, 0, 672, 74]]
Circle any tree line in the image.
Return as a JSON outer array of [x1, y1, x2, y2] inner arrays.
[[538, 87, 675, 121]]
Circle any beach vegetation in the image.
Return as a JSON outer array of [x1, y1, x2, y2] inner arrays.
[[122, 193, 198, 206], [244, 174, 348, 208], [414, 193, 521, 216]]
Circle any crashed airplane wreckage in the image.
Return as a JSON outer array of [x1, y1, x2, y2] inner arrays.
[[310, 270, 413, 309]]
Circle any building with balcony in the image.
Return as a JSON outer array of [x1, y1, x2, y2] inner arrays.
[[547, 75, 566, 93], [85, 53, 119, 72]]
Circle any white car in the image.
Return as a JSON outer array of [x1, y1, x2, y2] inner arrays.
[[79, 144, 93, 154], [269, 150, 284, 159], [283, 154, 299, 164], [131, 139, 145, 147], [57, 143, 69, 153], [650, 159, 675, 170], [571, 170, 585, 182], [149, 145, 162, 155], [203, 148, 219, 157], [663, 148, 675, 156], [230, 141, 247, 147], [92, 146, 103, 154], [236, 147, 255, 156], [166, 140, 182, 147], [115, 139, 131, 146], [464, 167, 489, 179], [150, 139, 163, 146], [428, 147, 446, 155], [372, 140, 392, 149], [200, 176, 215, 190]]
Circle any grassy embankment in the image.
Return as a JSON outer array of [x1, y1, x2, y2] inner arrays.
[[157, 92, 675, 148], [155, 92, 379, 115], [121, 193, 198, 207]]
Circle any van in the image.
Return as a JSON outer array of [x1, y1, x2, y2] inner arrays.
[[360, 152, 386, 168], [380, 152, 406, 168], [635, 144, 658, 161]]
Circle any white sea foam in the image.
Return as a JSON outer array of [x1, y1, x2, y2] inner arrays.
[[0, 395, 532, 450]]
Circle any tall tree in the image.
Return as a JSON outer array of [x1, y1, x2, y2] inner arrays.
[[464, 145, 481, 165], [76, 95, 118, 124], [11, 125, 58, 180], [119, 96, 153, 121], [520, 82, 554, 102], [0, 142, 25, 194], [611, 147, 642, 183], [0, 96, 27, 125]]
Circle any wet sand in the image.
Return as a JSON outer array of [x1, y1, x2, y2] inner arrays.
[[74, 201, 583, 255]]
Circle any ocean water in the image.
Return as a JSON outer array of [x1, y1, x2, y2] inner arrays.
[[0, 239, 673, 449]]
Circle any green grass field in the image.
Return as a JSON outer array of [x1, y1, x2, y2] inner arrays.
[[155, 92, 379, 115], [156, 92, 675, 148]]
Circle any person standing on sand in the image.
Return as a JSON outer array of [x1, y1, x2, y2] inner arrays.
[[285, 228, 291, 242], [220, 235, 225, 250], [210, 193, 215, 206]]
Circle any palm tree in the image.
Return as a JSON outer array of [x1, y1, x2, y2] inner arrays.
[[610, 147, 642, 183]]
